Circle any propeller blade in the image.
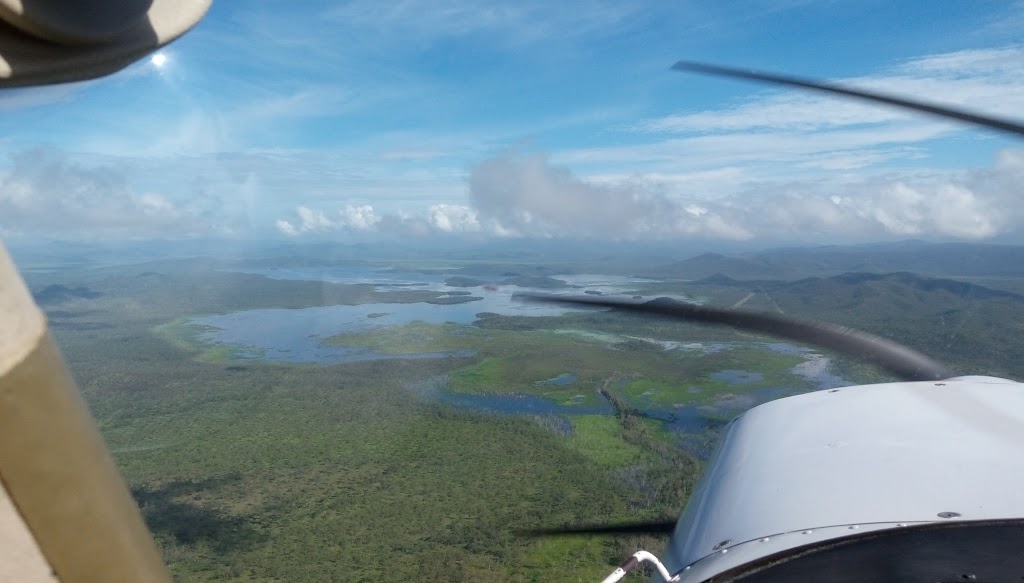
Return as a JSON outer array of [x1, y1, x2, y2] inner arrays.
[[671, 60, 1024, 139], [518, 294, 955, 382], [521, 520, 678, 537]]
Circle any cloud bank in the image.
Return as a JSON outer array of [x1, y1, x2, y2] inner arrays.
[[275, 205, 382, 236], [469, 150, 1024, 241], [274, 149, 1024, 242]]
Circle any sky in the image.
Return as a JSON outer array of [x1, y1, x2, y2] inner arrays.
[[1, 0, 1024, 245]]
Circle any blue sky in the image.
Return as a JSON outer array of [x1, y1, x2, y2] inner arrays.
[[1, 0, 1023, 243]]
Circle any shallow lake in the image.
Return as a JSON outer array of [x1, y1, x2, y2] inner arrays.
[[196, 269, 662, 364], [194, 267, 853, 440], [536, 373, 578, 386], [228, 266, 657, 295], [227, 265, 451, 292], [710, 369, 765, 384], [436, 388, 720, 434], [194, 295, 584, 364]]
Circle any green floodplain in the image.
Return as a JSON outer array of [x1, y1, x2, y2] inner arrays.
[[26, 252, 1024, 582]]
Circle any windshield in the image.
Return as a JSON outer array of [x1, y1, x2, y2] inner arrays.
[[3, 1, 1024, 580]]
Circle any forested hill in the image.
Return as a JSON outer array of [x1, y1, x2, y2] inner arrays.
[[695, 271, 1024, 304], [652, 241, 1024, 280], [682, 270, 1024, 381]]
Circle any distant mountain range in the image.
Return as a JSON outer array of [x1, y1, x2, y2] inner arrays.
[[651, 241, 1024, 280], [695, 271, 1023, 301], [31, 284, 103, 306], [682, 269, 1024, 380]]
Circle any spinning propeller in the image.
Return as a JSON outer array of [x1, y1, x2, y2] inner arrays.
[[524, 58, 1024, 540]]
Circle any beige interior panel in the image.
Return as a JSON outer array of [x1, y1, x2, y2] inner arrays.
[[0, 242, 171, 582], [0, 481, 57, 583]]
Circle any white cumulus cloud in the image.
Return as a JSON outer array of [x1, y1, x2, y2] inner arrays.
[[276, 204, 382, 236], [428, 204, 480, 233], [275, 219, 298, 236], [340, 204, 381, 231], [467, 152, 754, 240], [461, 149, 1024, 242], [272, 146, 1024, 243]]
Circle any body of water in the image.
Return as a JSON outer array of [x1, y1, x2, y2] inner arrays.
[[196, 268, 665, 364], [194, 296, 577, 364], [536, 373, 577, 386], [229, 266, 657, 295], [227, 265, 451, 292], [438, 391, 613, 416], [194, 267, 853, 443], [710, 369, 765, 384], [437, 389, 718, 434]]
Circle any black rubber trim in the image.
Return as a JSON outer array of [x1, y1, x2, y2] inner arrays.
[[703, 519, 1024, 583]]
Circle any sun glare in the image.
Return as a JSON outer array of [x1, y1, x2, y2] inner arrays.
[[151, 53, 167, 68]]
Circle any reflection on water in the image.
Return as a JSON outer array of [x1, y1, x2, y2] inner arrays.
[[555, 273, 658, 295], [228, 266, 657, 295], [791, 354, 851, 389], [438, 391, 612, 416], [762, 343, 853, 389], [406, 376, 728, 436], [707, 386, 792, 411], [438, 389, 720, 434], [196, 267, 853, 451], [710, 369, 765, 384], [535, 373, 577, 386], [195, 269, 657, 364], [226, 265, 452, 292], [193, 297, 575, 364]]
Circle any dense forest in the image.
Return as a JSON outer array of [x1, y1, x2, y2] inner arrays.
[[27, 245, 1024, 581]]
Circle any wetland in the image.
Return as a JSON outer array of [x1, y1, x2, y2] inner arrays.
[[29, 252, 932, 583]]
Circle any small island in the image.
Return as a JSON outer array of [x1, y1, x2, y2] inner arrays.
[[445, 276, 487, 287], [426, 295, 484, 305], [497, 275, 569, 289], [444, 274, 570, 289]]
